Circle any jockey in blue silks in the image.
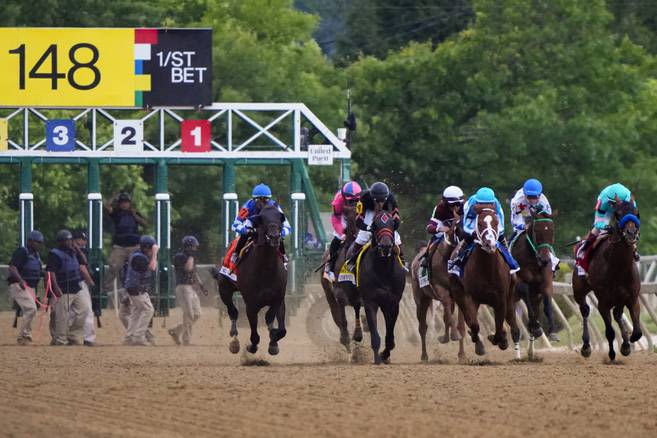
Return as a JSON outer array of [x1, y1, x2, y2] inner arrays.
[[447, 187, 519, 277]]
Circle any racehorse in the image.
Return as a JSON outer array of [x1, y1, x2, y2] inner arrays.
[[320, 203, 363, 351], [358, 210, 406, 364], [216, 205, 288, 356], [411, 217, 465, 361], [511, 209, 556, 355], [573, 199, 641, 361], [450, 205, 519, 356]]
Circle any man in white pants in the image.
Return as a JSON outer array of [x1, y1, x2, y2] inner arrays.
[[7, 230, 45, 345], [70, 230, 97, 346], [46, 230, 91, 346], [169, 236, 206, 346], [123, 236, 158, 346]]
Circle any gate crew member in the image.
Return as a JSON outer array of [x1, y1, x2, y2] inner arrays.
[[72, 230, 97, 346], [123, 235, 158, 346], [7, 230, 44, 345], [46, 229, 91, 346], [169, 236, 206, 346], [103, 192, 147, 299]]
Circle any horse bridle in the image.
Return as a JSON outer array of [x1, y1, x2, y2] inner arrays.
[[475, 208, 498, 249], [372, 213, 395, 257], [610, 213, 640, 244], [526, 211, 554, 256]]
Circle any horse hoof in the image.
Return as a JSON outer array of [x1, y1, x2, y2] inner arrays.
[[630, 330, 643, 343], [382, 357, 391, 364], [381, 349, 391, 361], [373, 356, 382, 365], [498, 338, 509, 351], [246, 344, 258, 354], [421, 353, 428, 362], [353, 327, 363, 343], [621, 342, 631, 357], [581, 344, 592, 358], [438, 334, 450, 344], [229, 328, 238, 337], [475, 341, 486, 356], [450, 330, 462, 342], [487, 334, 497, 346], [609, 351, 616, 362], [340, 332, 350, 347], [229, 337, 240, 354], [268, 343, 280, 356], [531, 327, 543, 339]]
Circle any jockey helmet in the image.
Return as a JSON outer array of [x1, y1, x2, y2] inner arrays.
[[182, 235, 200, 248], [252, 183, 272, 199], [56, 229, 73, 241], [341, 181, 362, 201], [605, 183, 631, 203], [442, 186, 464, 204], [139, 235, 156, 248], [475, 187, 496, 203], [370, 182, 390, 202], [523, 179, 543, 197]]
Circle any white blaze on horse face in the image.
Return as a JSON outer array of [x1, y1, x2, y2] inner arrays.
[[481, 214, 498, 250]]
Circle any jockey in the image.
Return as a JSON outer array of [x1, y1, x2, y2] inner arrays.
[[344, 181, 403, 271], [229, 183, 291, 269], [510, 179, 559, 271], [576, 183, 639, 274], [426, 186, 465, 244], [324, 181, 362, 281], [448, 187, 519, 276]]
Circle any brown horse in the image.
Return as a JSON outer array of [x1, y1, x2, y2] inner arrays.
[[511, 209, 556, 355], [320, 203, 363, 350], [411, 218, 465, 361], [573, 200, 641, 361], [450, 205, 519, 356], [216, 205, 288, 356]]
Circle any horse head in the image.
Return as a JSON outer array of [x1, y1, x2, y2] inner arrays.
[[343, 202, 358, 238], [444, 212, 462, 247], [474, 204, 499, 254], [251, 205, 283, 248], [371, 211, 395, 258], [528, 208, 555, 267], [613, 197, 640, 245]]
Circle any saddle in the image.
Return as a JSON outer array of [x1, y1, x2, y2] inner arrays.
[[338, 243, 404, 287], [219, 238, 256, 282], [575, 233, 609, 273]]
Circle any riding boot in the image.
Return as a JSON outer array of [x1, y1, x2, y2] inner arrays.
[[345, 242, 364, 272], [231, 234, 249, 267], [447, 240, 467, 276], [576, 232, 597, 261], [325, 236, 342, 275], [497, 236, 520, 274]]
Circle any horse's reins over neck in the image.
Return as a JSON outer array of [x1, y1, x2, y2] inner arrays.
[[526, 211, 554, 255]]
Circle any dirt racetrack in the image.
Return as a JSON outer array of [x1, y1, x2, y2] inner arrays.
[[1, 284, 656, 438]]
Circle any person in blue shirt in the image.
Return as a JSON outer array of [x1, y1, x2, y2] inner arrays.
[[228, 183, 291, 272], [447, 187, 519, 277]]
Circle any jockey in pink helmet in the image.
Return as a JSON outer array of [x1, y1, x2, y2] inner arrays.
[[324, 181, 362, 281]]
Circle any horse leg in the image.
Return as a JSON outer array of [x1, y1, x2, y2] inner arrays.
[[528, 287, 544, 339], [448, 300, 461, 341], [364, 301, 382, 364], [506, 295, 521, 360], [457, 308, 466, 361], [219, 284, 240, 354], [574, 289, 592, 358], [265, 303, 283, 356], [324, 284, 350, 349], [489, 300, 509, 351], [353, 302, 363, 342], [416, 295, 431, 362], [599, 303, 616, 362], [470, 302, 486, 356], [381, 303, 400, 364], [246, 307, 260, 354], [629, 297, 643, 343], [613, 305, 631, 357]]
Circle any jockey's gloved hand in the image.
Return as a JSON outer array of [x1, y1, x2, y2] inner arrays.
[[210, 266, 221, 280], [246, 227, 256, 236]]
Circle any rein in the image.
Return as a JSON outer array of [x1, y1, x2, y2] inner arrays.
[[526, 216, 554, 254]]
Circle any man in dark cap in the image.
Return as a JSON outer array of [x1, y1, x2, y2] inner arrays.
[[103, 192, 148, 303], [7, 230, 44, 345], [169, 236, 206, 346], [46, 229, 91, 345], [123, 235, 158, 346]]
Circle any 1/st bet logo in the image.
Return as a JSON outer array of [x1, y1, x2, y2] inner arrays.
[[181, 120, 211, 152], [156, 51, 208, 83]]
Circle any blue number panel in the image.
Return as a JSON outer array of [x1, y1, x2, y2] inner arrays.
[[46, 120, 76, 151]]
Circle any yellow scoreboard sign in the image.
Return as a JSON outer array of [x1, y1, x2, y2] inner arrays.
[[0, 28, 212, 108], [0, 118, 7, 151]]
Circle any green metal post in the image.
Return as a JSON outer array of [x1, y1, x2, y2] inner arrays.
[[290, 159, 304, 255], [19, 159, 33, 246], [155, 160, 171, 316], [341, 158, 352, 184], [222, 160, 238, 250], [298, 160, 327, 245], [87, 159, 103, 317]]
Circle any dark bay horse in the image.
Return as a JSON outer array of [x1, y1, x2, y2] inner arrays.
[[216, 205, 288, 356], [320, 203, 363, 350], [573, 199, 641, 361], [511, 209, 556, 356], [411, 218, 465, 361], [450, 205, 518, 356], [358, 211, 406, 364]]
